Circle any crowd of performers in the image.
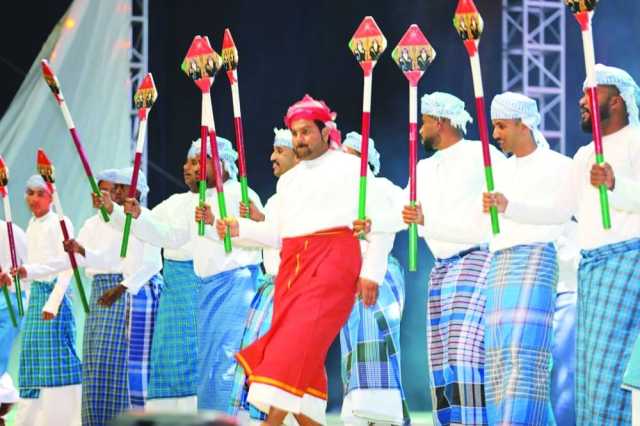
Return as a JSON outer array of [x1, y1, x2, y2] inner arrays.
[[0, 62, 639, 426]]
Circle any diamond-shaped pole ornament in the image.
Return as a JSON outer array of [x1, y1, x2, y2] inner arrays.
[[454, 0, 485, 56], [181, 36, 222, 93], [0, 157, 7, 197], [392, 25, 435, 87], [36, 148, 90, 313], [134, 73, 158, 113], [565, 0, 598, 14], [221, 29, 239, 74], [349, 16, 387, 76]]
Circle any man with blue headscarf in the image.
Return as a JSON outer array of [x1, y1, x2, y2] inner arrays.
[[340, 131, 408, 426], [229, 127, 298, 424], [116, 136, 264, 412], [575, 64, 640, 426], [402, 92, 504, 426], [482, 91, 573, 425], [62, 167, 162, 424]]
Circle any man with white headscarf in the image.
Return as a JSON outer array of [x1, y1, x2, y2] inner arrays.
[[401, 92, 504, 426], [61, 167, 162, 424], [482, 91, 572, 425], [574, 64, 640, 426], [340, 131, 408, 426], [229, 127, 298, 424], [117, 136, 264, 412], [12, 175, 80, 426]]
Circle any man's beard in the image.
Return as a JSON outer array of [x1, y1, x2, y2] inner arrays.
[[294, 145, 311, 159], [581, 103, 611, 133], [422, 136, 436, 154]]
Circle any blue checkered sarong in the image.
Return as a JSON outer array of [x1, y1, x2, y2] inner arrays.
[[428, 247, 491, 426], [148, 259, 198, 400], [81, 273, 130, 426], [576, 238, 640, 425], [18, 279, 82, 398], [128, 273, 162, 408], [340, 255, 408, 423], [198, 264, 260, 411], [0, 291, 25, 375], [228, 273, 275, 420], [485, 243, 557, 426]]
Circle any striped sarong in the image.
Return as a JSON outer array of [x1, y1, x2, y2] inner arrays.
[[229, 273, 275, 421], [129, 273, 163, 408], [82, 273, 130, 426], [0, 291, 24, 375], [18, 280, 82, 398], [148, 259, 198, 400], [198, 264, 260, 411], [485, 242, 557, 426], [428, 246, 491, 426], [550, 291, 576, 426], [576, 238, 640, 425], [340, 255, 408, 425]]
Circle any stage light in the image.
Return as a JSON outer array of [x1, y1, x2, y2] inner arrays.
[[64, 17, 76, 29]]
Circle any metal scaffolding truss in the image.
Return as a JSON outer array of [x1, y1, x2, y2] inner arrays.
[[502, 0, 566, 154], [129, 0, 149, 172]]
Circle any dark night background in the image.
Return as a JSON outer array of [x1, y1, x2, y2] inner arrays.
[[1, 0, 638, 413]]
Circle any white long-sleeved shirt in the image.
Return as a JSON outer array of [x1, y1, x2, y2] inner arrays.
[[0, 220, 27, 293], [237, 149, 392, 284], [21, 210, 73, 314], [556, 221, 579, 294], [408, 140, 506, 259], [572, 125, 640, 248], [491, 146, 573, 252], [76, 213, 162, 294], [111, 181, 263, 278], [261, 194, 281, 276]]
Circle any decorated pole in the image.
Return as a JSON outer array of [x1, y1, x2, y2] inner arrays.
[[453, 0, 501, 235], [349, 17, 387, 231], [0, 158, 19, 326], [391, 25, 436, 272], [120, 74, 158, 258], [41, 60, 110, 223], [37, 149, 90, 313], [565, 0, 611, 229], [182, 36, 232, 252], [221, 29, 251, 218]]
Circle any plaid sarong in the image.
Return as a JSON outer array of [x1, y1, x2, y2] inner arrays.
[[0, 291, 24, 381], [148, 259, 198, 400], [485, 243, 557, 426], [340, 255, 409, 424], [18, 279, 82, 398], [198, 264, 260, 411], [128, 273, 163, 408], [576, 238, 640, 425], [428, 246, 491, 426], [82, 273, 130, 426], [228, 273, 275, 420]]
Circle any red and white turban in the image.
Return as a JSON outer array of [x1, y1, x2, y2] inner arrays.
[[284, 94, 341, 147]]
